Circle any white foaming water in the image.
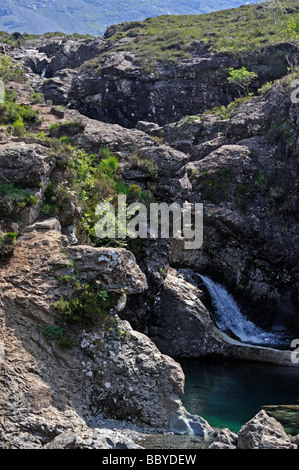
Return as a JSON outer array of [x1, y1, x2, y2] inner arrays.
[[198, 274, 283, 347], [41, 66, 47, 78]]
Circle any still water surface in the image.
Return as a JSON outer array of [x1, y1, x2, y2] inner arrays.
[[179, 358, 299, 434]]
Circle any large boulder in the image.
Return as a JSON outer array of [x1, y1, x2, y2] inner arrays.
[[237, 410, 297, 449]]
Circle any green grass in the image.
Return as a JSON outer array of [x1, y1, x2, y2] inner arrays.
[[0, 89, 40, 135], [204, 94, 255, 119], [84, 1, 299, 74], [0, 54, 27, 83], [0, 183, 39, 217]]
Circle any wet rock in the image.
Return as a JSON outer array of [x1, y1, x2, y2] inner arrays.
[[169, 409, 214, 437], [149, 267, 296, 366]]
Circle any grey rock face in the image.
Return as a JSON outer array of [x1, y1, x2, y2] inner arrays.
[[68, 244, 148, 294], [0, 142, 54, 185]]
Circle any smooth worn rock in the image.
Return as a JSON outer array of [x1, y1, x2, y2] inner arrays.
[[24, 217, 62, 233]]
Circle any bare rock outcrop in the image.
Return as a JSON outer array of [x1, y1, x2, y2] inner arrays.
[[0, 142, 54, 185], [0, 224, 213, 448]]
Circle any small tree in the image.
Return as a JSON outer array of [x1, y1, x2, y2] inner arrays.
[[227, 67, 258, 97]]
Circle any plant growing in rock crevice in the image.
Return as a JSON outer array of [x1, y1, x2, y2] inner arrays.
[[54, 279, 118, 329], [42, 325, 74, 349], [0, 183, 38, 218], [0, 232, 17, 257]]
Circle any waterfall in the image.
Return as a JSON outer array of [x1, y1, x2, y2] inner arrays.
[[41, 66, 47, 78], [198, 274, 287, 348]]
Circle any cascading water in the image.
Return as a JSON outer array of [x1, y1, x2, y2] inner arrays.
[[198, 274, 289, 348], [41, 66, 47, 78]]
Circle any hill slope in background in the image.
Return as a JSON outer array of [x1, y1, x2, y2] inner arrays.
[[0, 0, 257, 35]]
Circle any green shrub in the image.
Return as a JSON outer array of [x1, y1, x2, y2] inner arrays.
[[54, 281, 117, 327], [0, 232, 17, 257], [42, 325, 65, 339], [0, 54, 26, 83], [42, 325, 74, 349], [49, 120, 86, 137], [0, 91, 40, 133], [204, 95, 255, 119], [12, 117, 25, 136], [30, 92, 44, 104], [227, 67, 258, 97], [58, 337, 74, 349], [99, 155, 119, 178], [42, 182, 73, 217]]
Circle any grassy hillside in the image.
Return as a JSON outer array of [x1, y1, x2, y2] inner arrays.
[[100, 0, 299, 71]]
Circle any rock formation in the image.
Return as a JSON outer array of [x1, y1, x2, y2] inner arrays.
[[210, 410, 297, 449], [0, 225, 213, 448], [0, 8, 298, 448]]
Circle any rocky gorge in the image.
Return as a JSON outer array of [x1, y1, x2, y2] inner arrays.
[[0, 2, 299, 450]]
